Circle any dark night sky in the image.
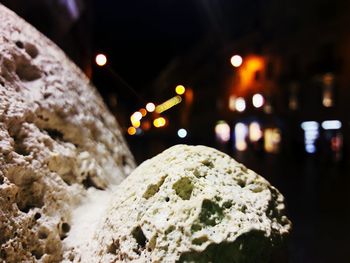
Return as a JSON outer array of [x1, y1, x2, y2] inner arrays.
[[93, 0, 206, 91], [91, 0, 260, 95]]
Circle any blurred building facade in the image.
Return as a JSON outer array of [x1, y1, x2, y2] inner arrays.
[[144, 0, 350, 164]]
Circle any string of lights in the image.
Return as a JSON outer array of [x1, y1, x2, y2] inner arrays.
[[94, 53, 189, 138]]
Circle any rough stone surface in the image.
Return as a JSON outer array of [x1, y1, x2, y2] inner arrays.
[[90, 145, 291, 263], [0, 4, 135, 262]]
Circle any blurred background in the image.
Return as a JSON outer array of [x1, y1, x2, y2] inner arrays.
[[1, 0, 350, 262]]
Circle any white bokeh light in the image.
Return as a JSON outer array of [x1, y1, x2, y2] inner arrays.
[[252, 93, 264, 108], [235, 97, 246, 112], [95, 54, 107, 66], [146, 102, 155, 112], [230, 55, 243, 67], [177, 128, 187, 138]]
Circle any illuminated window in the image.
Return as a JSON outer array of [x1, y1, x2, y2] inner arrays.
[[289, 83, 299, 110], [249, 122, 263, 142], [323, 88, 333, 107], [252, 94, 264, 108], [228, 95, 236, 111], [234, 123, 248, 151], [215, 121, 231, 143], [322, 73, 334, 107], [235, 97, 246, 112], [301, 121, 319, 154], [264, 128, 281, 154], [321, 120, 341, 130]]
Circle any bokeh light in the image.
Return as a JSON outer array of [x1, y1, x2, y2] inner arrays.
[[230, 55, 243, 67], [249, 122, 263, 142], [252, 93, 264, 108], [264, 128, 281, 153], [139, 108, 147, 117], [234, 122, 248, 151], [175, 85, 186, 95], [177, 128, 187, 138], [95, 54, 107, 66], [153, 117, 166, 128], [155, 96, 182, 113], [146, 102, 155, 112], [127, 127, 136, 136], [215, 121, 231, 142], [132, 120, 140, 128], [235, 97, 246, 112], [130, 111, 142, 122]]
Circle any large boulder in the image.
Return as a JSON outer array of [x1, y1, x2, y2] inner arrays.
[[89, 145, 291, 263], [0, 4, 135, 262]]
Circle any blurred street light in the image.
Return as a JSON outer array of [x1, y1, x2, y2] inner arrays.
[[130, 111, 142, 123], [175, 85, 186, 95], [230, 55, 243, 67], [155, 96, 182, 113], [153, 117, 166, 128], [95, 54, 107, 66], [177, 128, 187, 138], [127, 127, 136, 135], [146, 102, 155, 112], [132, 120, 141, 128], [139, 108, 147, 117]]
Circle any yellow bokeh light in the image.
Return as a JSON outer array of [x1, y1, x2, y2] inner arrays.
[[95, 54, 107, 66], [132, 120, 140, 128], [146, 102, 155, 112], [175, 85, 186, 95], [155, 96, 182, 113], [153, 117, 166, 128], [264, 128, 281, 153], [230, 55, 243, 67], [127, 127, 136, 135]]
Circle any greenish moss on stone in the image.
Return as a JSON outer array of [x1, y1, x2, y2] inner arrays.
[[143, 176, 166, 199], [192, 236, 208, 245], [199, 199, 224, 227], [172, 177, 194, 200]]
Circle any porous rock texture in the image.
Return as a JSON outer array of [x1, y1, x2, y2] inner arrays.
[[0, 4, 135, 262], [90, 145, 291, 263]]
